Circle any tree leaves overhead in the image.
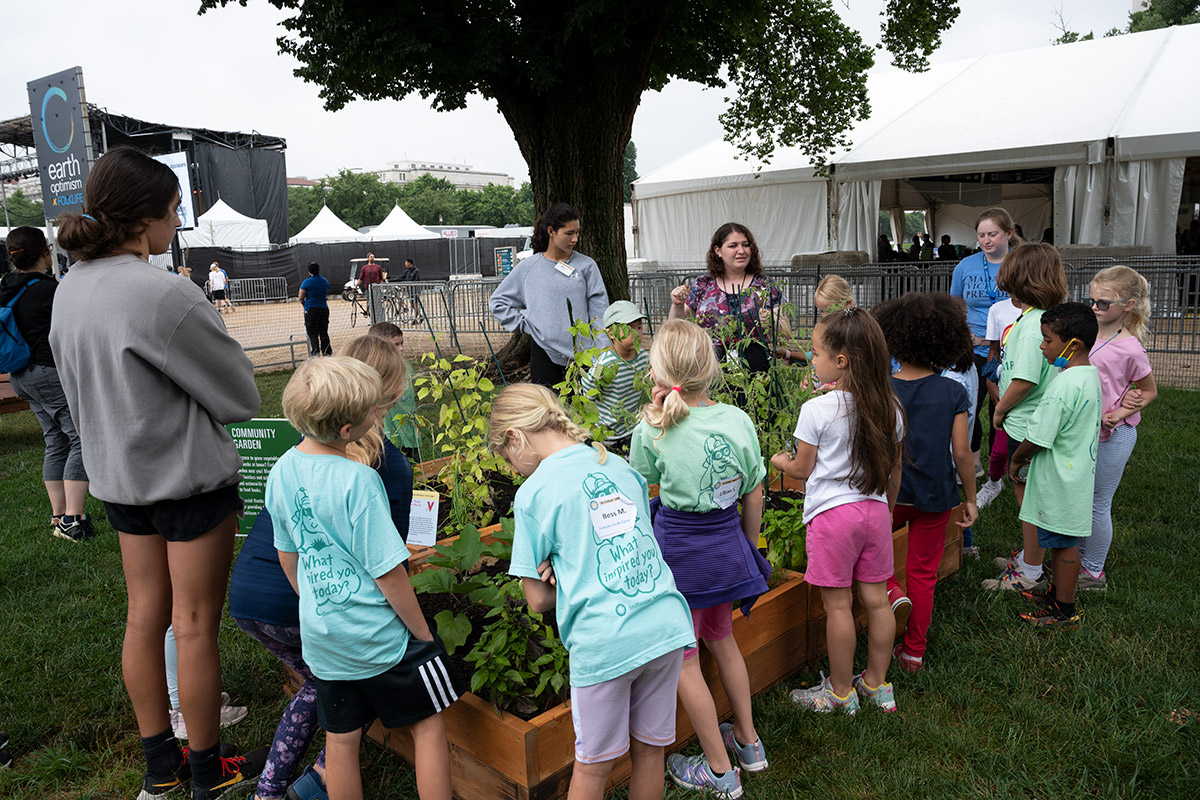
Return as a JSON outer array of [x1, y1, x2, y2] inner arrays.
[[880, 0, 960, 72]]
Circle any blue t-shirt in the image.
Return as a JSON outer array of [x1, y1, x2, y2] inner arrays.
[[267, 448, 410, 680], [508, 444, 694, 687], [950, 252, 1009, 357], [229, 439, 414, 627], [891, 374, 971, 512], [300, 275, 330, 310]]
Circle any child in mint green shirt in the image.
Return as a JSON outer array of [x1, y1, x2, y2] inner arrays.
[[1009, 303, 1101, 630]]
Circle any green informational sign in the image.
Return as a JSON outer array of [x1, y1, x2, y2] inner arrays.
[[494, 246, 517, 276], [226, 418, 300, 535]]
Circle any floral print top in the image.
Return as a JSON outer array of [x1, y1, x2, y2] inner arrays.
[[686, 273, 782, 345]]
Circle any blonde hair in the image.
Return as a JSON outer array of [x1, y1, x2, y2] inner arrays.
[[282, 357, 383, 443], [1092, 265, 1152, 342], [642, 319, 720, 435], [488, 384, 606, 465], [815, 275, 855, 314], [342, 335, 407, 467]]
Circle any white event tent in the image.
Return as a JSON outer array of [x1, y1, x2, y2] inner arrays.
[[179, 199, 270, 249], [368, 205, 439, 240], [633, 24, 1200, 261], [289, 205, 365, 244]]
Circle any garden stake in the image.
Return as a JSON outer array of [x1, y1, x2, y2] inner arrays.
[[480, 321, 508, 387], [643, 296, 655, 336]]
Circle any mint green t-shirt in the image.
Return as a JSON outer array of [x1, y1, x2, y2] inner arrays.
[[384, 381, 421, 450], [508, 444, 694, 687], [629, 404, 767, 513], [268, 448, 411, 680], [1018, 365, 1102, 537], [1000, 308, 1057, 442]]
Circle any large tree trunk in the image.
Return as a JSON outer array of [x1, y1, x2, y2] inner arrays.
[[491, 17, 669, 303]]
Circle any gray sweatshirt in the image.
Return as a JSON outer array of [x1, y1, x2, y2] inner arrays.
[[50, 254, 260, 505], [489, 252, 610, 365]]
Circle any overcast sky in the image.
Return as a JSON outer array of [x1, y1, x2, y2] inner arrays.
[[2, 1, 1136, 184]]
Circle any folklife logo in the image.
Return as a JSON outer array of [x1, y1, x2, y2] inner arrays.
[[41, 88, 74, 154]]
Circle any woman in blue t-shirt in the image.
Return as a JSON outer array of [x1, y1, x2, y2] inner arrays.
[[227, 335, 412, 800], [950, 207, 1020, 472]]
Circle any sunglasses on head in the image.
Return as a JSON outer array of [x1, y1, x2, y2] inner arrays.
[[1087, 297, 1126, 311]]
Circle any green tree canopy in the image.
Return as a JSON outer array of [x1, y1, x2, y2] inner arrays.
[[623, 142, 638, 204], [1, 191, 46, 228], [1053, 0, 1198, 43], [202, 0, 959, 301]]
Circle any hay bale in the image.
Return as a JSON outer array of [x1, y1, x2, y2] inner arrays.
[[791, 250, 871, 268]]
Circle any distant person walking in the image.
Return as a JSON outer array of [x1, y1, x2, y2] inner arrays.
[[398, 258, 421, 282], [52, 147, 266, 798], [209, 262, 234, 313], [0, 226, 93, 542], [299, 261, 332, 356], [358, 252, 384, 291], [490, 203, 610, 389]]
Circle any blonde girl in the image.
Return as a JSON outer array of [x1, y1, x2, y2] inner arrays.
[[771, 307, 904, 713], [776, 274, 856, 364], [489, 385, 693, 800], [1078, 266, 1158, 589], [630, 318, 771, 798]]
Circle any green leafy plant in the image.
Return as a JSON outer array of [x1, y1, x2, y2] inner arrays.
[[465, 597, 570, 716], [558, 318, 651, 445], [762, 495, 806, 572]]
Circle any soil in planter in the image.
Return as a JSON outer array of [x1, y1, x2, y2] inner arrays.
[[420, 469, 521, 542], [418, 560, 568, 720], [765, 488, 804, 510]]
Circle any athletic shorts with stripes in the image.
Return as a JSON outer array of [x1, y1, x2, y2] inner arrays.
[[313, 637, 465, 733]]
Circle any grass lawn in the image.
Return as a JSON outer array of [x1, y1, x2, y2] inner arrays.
[[0, 371, 1197, 799]]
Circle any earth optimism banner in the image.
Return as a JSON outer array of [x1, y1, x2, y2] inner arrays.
[[27, 67, 94, 218]]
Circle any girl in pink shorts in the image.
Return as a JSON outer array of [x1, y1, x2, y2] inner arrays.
[[771, 307, 906, 713]]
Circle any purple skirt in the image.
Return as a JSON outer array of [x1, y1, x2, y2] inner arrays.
[[651, 499, 772, 615]]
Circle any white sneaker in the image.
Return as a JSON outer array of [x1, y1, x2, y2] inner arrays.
[[169, 693, 248, 740], [981, 566, 1047, 592], [977, 478, 1004, 509]]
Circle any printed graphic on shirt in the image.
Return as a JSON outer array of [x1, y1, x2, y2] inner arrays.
[[289, 487, 363, 616], [698, 434, 739, 507], [582, 473, 663, 601]]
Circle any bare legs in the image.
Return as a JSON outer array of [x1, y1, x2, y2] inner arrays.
[[326, 715, 450, 800], [567, 739, 664, 800], [1013, 481, 1045, 566], [821, 582, 893, 696], [44, 478, 88, 517]]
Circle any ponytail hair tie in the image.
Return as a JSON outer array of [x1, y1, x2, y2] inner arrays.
[[671, 386, 682, 393], [843, 305, 857, 317], [82, 213, 96, 221]]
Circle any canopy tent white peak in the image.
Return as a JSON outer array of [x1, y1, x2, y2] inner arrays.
[[179, 199, 270, 250], [368, 204, 439, 240], [289, 205, 366, 244]]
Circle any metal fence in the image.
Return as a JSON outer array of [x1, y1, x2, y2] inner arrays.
[[227, 277, 290, 304]]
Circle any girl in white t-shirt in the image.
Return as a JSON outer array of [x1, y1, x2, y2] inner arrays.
[[771, 307, 905, 714], [1079, 266, 1158, 590], [977, 297, 1023, 509]]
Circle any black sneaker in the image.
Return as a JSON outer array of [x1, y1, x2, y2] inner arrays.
[[137, 751, 190, 799], [192, 746, 268, 800], [1020, 583, 1056, 607], [53, 515, 96, 542]]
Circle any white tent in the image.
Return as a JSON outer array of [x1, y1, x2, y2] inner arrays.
[[368, 205, 439, 240], [289, 205, 366, 244], [633, 24, 1200, 260], [179, 199, 270, 249]]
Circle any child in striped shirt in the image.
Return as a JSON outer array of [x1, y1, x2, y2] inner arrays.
[[580, 301, 650, 448]]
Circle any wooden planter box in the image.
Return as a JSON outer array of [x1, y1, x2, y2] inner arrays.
[[321, 493, 963, 799]]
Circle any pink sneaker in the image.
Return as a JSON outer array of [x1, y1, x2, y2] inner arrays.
[[893, 642, 923, 674], [887, 585, 912, 637]]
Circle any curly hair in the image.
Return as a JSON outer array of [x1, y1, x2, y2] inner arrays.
[[706, 223, 763, 278], [872, 293, 974, 373]]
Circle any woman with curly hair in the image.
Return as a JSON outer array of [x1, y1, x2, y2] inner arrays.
[[872, 293, 979, 673]]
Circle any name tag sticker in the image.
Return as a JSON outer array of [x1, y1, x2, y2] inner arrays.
[[588, 492, 637, 540], [555, 261, 575, 277], [713, 476, 743, 509]]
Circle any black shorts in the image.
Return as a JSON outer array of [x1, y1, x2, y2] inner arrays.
[[212, 289, 227, 300], [314, 634, 465, 733], [103, 484, 243, 542]]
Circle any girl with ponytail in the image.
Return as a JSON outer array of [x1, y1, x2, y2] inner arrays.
[[488, 384, 693, 800], [629, 318, 771, 797]]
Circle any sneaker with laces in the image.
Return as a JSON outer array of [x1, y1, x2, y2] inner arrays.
[[981, 566, 1047, 592], [719, 722, 768, 772], [171, 694, 249, 741], [892, 642, 923, 673], [887, 586, 912, 637], [852, 672, 897, 712], [789, 672, 860, 714], [53, 515, 96, 542], [1077, 571, 1108, 592], [992, 546, 1023, 571], [963, 545, 981, 560], [666, 753, 742, 798], [977, 478, 1004, 509], [1020, 583, 1056, 607], [137, 750, 190, 800], [191, 746, 268, 800], [1019, 604, 1081, 630]]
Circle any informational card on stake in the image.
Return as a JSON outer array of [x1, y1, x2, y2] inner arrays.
[[226, 418, 300, 536], [408, 490, 440, 547]]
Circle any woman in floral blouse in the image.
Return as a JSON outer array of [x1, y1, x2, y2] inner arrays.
[[668, 222, 783, 373]]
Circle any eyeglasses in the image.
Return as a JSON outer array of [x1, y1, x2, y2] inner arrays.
[[1086, 297, 1127, 311]]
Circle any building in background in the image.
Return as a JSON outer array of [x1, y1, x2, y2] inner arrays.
[[375, 159, 512, 191]]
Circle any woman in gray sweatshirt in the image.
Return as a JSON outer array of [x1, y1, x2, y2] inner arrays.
[[51, 147, 265, 798]]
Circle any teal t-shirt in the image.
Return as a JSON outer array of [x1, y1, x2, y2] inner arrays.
[[267, 448, 411, 680], [1000, 308, 1056, 442], [1018, 365, 1102, 537], [508, 444, 694, 687], [384, 381, 421, 450], [629, 404, 767, 513]]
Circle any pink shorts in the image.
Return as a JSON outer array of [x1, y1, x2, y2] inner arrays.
[[683, 602, 734, 660], [569, 648, 685, 763], [804, 500, 893, 587]]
